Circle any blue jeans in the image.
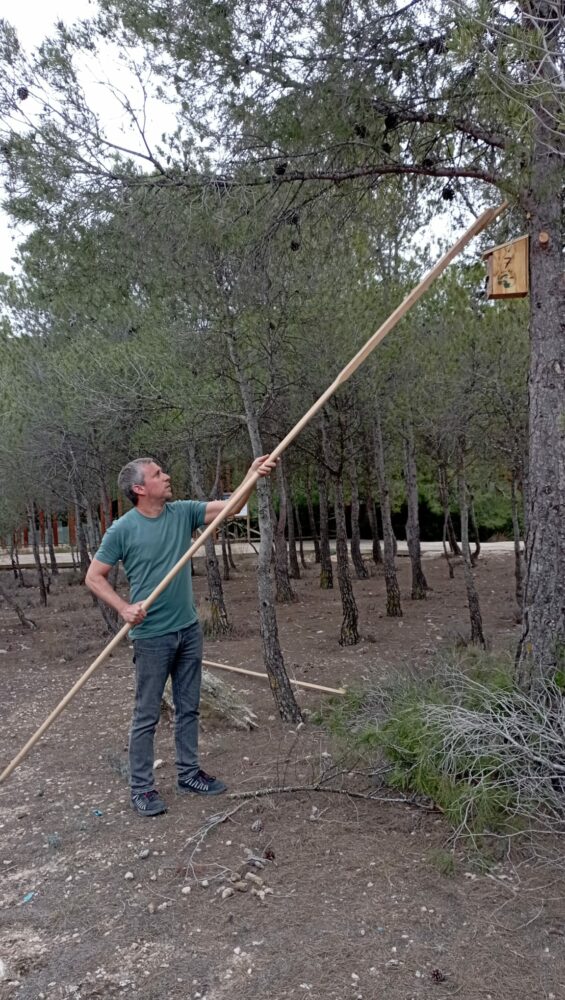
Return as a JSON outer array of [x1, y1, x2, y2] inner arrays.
[[130, 621, 203, 794]]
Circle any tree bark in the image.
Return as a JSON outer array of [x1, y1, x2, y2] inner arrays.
[[72, 491, 91, 582], [273, 464, 296, 601], [469, 495, 481, 566], [45, 509, 59, 576], [296, 508, 308, 569], [284, 468, 301, 579], [305, 470, 321, 563], [347, 447, 368, 580], [10, 535, 26, 587], [27, 500, 48, 606], [187, 443, 232, 637], [511, 469, 524, 612], [372, 409, 402, 617], [220, 523, 230, 581], [334, 478, 360, 645], [365, 470, 383, 566], [438, 463, 461, 556], [516, 71, 565, 687], [403, 423, 428, 599], [457, 451, 486, 647], [225, 328, 301, 721], [317, 464, 334, 589]]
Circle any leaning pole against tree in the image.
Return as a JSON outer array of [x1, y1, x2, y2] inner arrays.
[[0, 201, 507, 785]]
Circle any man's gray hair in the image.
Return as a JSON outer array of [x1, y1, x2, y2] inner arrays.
[[118, 458, 155, 506]]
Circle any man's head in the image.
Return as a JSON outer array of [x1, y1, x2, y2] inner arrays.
[[118, 458, 172, 507]]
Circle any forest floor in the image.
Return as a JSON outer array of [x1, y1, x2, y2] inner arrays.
[[1, 550, 564, 1000]]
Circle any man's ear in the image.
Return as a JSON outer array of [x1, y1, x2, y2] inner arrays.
[[133, 483, 145, 497]]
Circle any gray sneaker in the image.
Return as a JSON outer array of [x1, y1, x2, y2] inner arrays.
[[131, 789, 167, 816], [177, 769, 227, 796]]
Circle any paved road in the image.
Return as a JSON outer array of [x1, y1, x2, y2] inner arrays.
[[0, 539, 521, 571]]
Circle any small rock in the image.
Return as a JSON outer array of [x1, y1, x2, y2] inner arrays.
[[148, 903, 156, 914], [157, 901, 169, 911], [201, 879, 209, 888], [222, 887, 235, 900], [139, 848, 150, 859], [251, 819, 263, 833], [181, 886, 191, 895], [245, 873, 264, 887], [234, 881, 249, 892], [124, 872, 134, 880]]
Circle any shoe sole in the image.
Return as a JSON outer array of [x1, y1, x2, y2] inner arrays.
[[176, 785, 227, 796], [130, 802, 168, 817]]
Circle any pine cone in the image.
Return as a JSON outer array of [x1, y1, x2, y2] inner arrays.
[[431, 968, 446, 982]]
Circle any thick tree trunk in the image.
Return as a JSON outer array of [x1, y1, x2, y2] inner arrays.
[[27, 501, 48, 606], [305, 471, 321, 563], [187, 443, 231, 637], [372, 410, 402, 617], [347, 448, 368, 580], [95, 564, 121, 634], [334, 479, 359, 645], [511, 470, 524, 612], [457, 457, 486, 647], [403, 424, 428, 600], [225, 329, 301, 721], [317, 465, 334, 589], [516, 91, 565, 687], [273, 465, 296, 601]]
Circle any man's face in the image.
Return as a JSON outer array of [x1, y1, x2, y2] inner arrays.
[[134, 462, 172, 504]]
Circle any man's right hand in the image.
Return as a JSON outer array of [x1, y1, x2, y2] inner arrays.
[[120, 602, 147, 625]]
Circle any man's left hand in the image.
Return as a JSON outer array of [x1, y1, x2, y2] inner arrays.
[[251, 454, 279, 478]]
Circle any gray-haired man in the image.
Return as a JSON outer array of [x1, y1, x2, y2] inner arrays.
[[86, 455, 276, 816]]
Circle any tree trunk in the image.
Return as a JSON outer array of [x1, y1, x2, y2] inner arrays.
[[227, 531, 237, 571], [95, 563, 121, 634], [334, 478, 359, 645], [469, 495, 481, 566], [438, 463, 461, 556], [305, 470, 321, 563], [273, 464, 296, 601], [187, 442, 231, 637], [296, 510, 308, 569], [220, 523, 230, 581], [403, 424, 428, 599], [225, 328, 301, 721], [317, 464, 334, 589], [457, 454, 486, 647], [372, 409, 402, 617], [45, 510, 59, 576], [72, 489, 91, 582], [347, 448, 368, 580], [10, 535, 26, 587], [511, 470, 524, 612], [365, 474, 383, 566], [0, 582, 37, 629], [285, 470, 301, 580], [27, 501, 48, 606], [516, 79, 565, 688]]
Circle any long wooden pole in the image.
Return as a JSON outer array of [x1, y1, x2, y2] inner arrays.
[[0, 202, 507, 785], [203, 658, 346, 695]]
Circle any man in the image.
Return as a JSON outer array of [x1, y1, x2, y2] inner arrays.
[[85, 454, 277, 816]]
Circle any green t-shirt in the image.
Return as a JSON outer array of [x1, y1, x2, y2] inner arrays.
[[95, 500, 207, 639]]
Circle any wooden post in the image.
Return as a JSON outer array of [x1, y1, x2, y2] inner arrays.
[[52, 516, 59, 547]]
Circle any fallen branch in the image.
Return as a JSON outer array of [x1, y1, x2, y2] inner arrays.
[[228, 783, 422, 805]]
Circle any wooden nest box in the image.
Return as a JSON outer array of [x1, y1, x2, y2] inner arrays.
[[482, 235, 529, 299]]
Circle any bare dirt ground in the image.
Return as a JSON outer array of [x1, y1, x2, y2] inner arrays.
[[1, 551, 564, 1000]]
